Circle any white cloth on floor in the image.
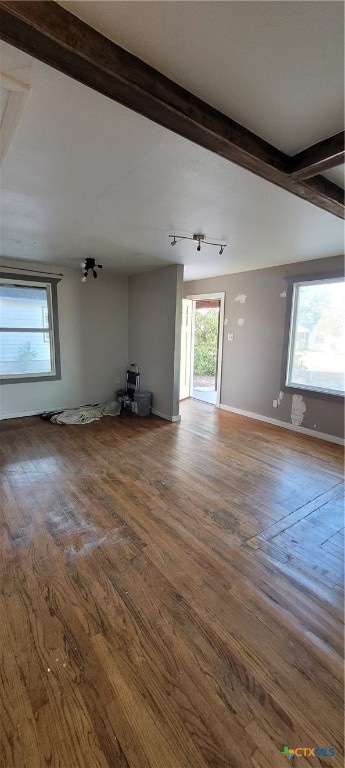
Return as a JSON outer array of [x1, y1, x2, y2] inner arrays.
[[50, 400, 121, 425], [101, 400, 121, 417]]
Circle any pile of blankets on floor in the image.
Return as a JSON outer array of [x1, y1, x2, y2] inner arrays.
[[40, 400, 121, 425]]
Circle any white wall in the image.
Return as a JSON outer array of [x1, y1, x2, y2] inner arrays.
[[128, 264, 183, 421], [0, 259, 128, 418]]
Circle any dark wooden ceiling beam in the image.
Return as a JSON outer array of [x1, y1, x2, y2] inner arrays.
[[288, 132, 345, 181], [0, 0, 344, 218]]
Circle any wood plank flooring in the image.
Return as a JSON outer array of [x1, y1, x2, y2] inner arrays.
[[0, 399, 343, 768]]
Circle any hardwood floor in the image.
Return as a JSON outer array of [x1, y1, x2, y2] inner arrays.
[[0, 399, 343, 768]]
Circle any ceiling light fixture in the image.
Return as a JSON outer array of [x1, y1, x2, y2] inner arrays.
[[169, 233, 227, 254], [80, 257, 103, 283]]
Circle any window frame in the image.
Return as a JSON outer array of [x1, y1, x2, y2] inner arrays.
[[281, 270, 344, 402], [0, 272, 61, 384], [42, 306, 50, 342]]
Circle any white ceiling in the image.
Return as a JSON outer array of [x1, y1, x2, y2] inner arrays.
[[0, 2, 344, 281], [59, 0, 344, 154]]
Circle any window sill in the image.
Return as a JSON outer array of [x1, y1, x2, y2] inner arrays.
[[282, 384, 344, 402], [0, 373, 61, 385]]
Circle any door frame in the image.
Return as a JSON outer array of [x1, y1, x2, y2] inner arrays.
[[186, 292, 225, 408], [179, 298, 193, 401]]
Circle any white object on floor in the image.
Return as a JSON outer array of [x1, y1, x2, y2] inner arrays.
[[101, 400, 121, 417], [50, 400, 121, 425]]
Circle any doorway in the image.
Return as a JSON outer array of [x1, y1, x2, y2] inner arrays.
[[180, 292, 225, 407]]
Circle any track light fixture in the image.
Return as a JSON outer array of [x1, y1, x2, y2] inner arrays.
[[80, 258, 103, 283], [168, 233, 227, 254]]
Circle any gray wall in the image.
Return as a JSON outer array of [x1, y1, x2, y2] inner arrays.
[[0, 259, 128, 418], [185, 255, 344, 440], [128, 264, 183, 420]]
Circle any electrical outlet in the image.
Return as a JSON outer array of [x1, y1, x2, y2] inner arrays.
[[228, 333, 234, 341], [273, 399, 278, 408]]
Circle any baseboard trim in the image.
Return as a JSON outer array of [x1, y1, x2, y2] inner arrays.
[[219, 403, 344, 446], [151, 409, 181, 423], [1, 406, 182, 424], [1, 403, 84, 421], [1, 408, 46, 420]]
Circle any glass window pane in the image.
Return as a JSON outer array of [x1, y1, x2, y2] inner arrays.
[[0, 331, 53, 376], [0, 285, 49, 328], [287, 281, 345, 395]]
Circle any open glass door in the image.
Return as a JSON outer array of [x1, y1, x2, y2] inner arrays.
[[191, 299, 220, 405], [180, 293, 224, 406]]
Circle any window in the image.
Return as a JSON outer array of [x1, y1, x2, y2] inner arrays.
[[282, 275, 345, 398], [0, 274, 61, 384]]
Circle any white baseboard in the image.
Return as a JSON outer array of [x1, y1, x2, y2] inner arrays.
[[219, 403, 344, 446], [1, 408, 45, 420], [151, 409, 181, 423], [3, 403, 340, 444], [1, 406, 182, 424], [1, 403, 85, 421]]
